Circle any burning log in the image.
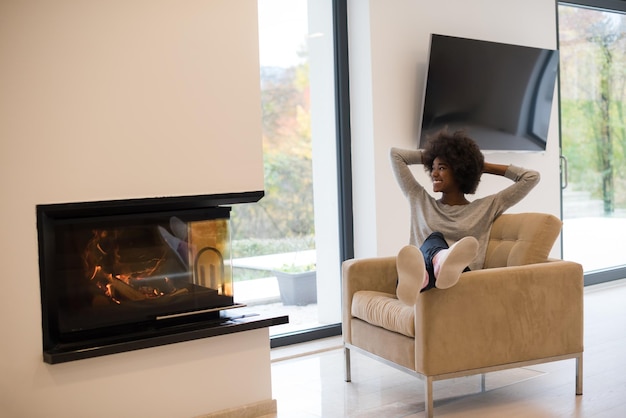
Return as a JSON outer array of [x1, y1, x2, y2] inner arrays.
[[83, 226, 192, 306], [108, 277, 147, 301]]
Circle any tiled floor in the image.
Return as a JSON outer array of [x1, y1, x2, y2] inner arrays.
[[268, 278, 626, 417]]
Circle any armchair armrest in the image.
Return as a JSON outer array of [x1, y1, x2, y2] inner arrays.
[[342, 256, 397, 344], [415, 259, 584, 376]]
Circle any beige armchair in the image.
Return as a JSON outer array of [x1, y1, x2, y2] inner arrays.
[[342, 213, 583, 417]]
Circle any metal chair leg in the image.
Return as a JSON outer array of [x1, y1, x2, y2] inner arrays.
[[576, 354, 583, 395], [424, 376, 434, 418], [344, 347, 352, 382]]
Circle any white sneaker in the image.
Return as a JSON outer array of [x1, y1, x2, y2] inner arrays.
[[434, 236, 478, 289], [396, 245, 426, 305]]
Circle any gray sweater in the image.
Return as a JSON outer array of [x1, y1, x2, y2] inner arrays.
[[390, 147, 540, 270]]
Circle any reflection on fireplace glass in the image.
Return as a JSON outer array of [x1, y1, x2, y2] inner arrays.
[[51, 213, 233, 336], [83, 218, 229, 304]]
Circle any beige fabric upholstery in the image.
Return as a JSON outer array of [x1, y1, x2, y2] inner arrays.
[[342, 213, 584, 417], [485, 212, 563, 268], [352, 290, 415, 337]]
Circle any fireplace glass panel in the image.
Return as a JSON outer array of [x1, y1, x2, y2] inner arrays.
[[40, 205, 234, 346]]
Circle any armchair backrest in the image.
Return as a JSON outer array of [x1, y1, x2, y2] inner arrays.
[[483, 212, 563, 269]]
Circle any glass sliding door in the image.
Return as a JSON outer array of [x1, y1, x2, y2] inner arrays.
[[558, 2, 626, 283], [230, 0, 345, 343]]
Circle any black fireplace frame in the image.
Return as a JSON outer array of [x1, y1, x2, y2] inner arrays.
[[36, 191, 288, 364]]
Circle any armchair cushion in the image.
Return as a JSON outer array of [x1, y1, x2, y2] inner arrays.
[[484, 212, 563, 268], [352, 290, 414, 337]]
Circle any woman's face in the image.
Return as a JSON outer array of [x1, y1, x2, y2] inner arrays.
[[431, 157, 459, 194]]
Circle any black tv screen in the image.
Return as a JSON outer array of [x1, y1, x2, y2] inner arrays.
[[418, 34, 559, 151]]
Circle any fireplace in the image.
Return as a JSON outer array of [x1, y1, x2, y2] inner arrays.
[[37, 191, 277, 363]]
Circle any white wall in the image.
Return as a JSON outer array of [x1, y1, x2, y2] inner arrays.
[[0, 1, 268, 417], [349, 0, 562, 258]]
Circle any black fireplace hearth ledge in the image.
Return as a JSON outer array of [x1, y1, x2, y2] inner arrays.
[[44, 310, 289, 364]]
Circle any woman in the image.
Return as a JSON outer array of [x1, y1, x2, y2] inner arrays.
[[390, 129, 540, 302]]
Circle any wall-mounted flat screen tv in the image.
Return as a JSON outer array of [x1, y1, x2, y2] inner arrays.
[[418, 34, 559, 151]]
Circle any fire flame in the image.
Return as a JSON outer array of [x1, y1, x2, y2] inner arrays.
[[83, 228, 182, 304]]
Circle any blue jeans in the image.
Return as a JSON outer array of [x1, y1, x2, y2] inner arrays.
[[419, 232, 471, 292]]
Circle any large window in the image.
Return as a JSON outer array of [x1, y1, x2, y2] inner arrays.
[[230, 0, 350, 345], [559, 1, 626, 284]]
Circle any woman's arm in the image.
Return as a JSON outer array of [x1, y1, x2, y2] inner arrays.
[[389, 147, 425, 196], [488, 163, 541, 215], [391, 147, 424, 165], [483, 162, 509, 176]]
